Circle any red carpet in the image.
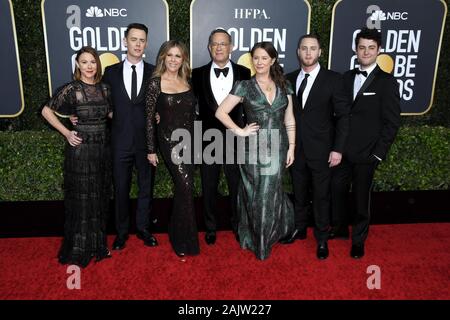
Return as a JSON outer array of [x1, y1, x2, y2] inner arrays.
[[0, 223, 449, 300]]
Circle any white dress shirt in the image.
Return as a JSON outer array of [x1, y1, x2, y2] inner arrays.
[[296, 63, 321, 108], [353, 62, 377, 100], [123, 58, 144, 100], [210, 61, 233, 105]]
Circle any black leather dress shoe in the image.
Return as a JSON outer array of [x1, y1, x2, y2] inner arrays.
[[136, 230, 158, 247], [350, 243, 365, 259], [316, 242, 329, 260], [205, 231, 216, 245], [279, 228, 307, 244], [329, 226, 349, 240], [112, 235, 129, 250]]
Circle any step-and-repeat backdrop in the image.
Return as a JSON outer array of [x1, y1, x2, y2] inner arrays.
[[191, 0, 311, 74], [42, 0, 169, 96], [1, 0, 447, 116], [329, 0, 447, 114], [0, 0, 24, 117]]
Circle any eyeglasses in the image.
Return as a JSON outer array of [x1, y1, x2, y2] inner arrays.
[[210, 42, 230, 48]]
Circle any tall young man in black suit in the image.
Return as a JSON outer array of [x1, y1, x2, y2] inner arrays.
[[192, 29, 251, 245], [331, 28, 401, 258], [103, 23, 158, 250], [282, 34, 350, 260]]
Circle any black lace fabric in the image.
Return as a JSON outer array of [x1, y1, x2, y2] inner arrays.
[[145, 77, 199, 255], [48, 80, 112, 267]]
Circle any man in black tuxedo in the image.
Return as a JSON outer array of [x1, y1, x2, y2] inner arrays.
[[192, 28, 250, 245], [331, 28, 401, 258], [282, 34, 350, 260], [103, 23, 158, 250]]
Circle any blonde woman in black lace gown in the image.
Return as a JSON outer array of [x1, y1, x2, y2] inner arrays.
[[41, 46, 112, 268], [145, 40, 199, 259]]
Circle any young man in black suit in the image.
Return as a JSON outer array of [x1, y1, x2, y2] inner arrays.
[[282, 34, 350, 260], [102, 23, 158, 250], [331, 28, 401, 258], [192, 29, 251, 245]]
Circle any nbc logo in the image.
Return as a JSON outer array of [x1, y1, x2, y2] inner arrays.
[[86, 6, 103, 17], [370, 10, 386, 21], [366, 5, 408, 29]]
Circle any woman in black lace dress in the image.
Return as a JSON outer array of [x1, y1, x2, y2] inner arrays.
[[145, 40, 199, 259], [41, 46, 112, 268]]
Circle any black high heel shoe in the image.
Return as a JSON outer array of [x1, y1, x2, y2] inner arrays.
[[175, 252, 186, 261], [95, 248, 112, 262]]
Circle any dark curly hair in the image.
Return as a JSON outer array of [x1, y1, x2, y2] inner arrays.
[[355, 27, 382, 48]]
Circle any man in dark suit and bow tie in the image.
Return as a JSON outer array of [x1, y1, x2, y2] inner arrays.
[[192, 28, 250, 245], [282, 34, 350, 260], [102, 23, 158, 250], [331, 28, 401, 258]]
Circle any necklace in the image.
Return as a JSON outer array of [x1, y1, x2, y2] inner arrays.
[[257, 79, 274, 92]]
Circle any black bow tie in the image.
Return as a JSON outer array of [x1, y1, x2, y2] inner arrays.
[[355, 69, 368, 77], [214, 67, 229, 78]]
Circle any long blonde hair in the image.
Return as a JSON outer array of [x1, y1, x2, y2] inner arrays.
[[153, 40, 191, 82]]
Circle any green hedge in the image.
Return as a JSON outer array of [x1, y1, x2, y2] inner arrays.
[[373, 126, 450, 191], [1, 126, 448, 201], [0, 129, 203, 201]]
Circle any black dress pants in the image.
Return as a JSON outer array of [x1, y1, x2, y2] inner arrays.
[[113, 148, 154, 237], [201, 162, 240, 233], [291, 148, 331, 243], [331, 158, 378, 245]]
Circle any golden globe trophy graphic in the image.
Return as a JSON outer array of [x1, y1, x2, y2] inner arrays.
[[377, 54, 394, 74], [237, 52, 256, 76], [99, 52, 120, 74]]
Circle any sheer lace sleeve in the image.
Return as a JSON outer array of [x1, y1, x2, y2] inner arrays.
[[145, 77, 161, 154], [101, 82, 113, 114], [47, 82, 77, 116], [187, 78, 199, 117]]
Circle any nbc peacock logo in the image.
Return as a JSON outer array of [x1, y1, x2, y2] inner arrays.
[[367, 5, 408, 24], [86, 6, 104, 17], [370, 10, 386, 22]]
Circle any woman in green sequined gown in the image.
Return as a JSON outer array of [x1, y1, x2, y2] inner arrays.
[[216, 42, 296, 260]]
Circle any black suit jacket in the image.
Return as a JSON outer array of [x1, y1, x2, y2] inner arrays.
[[343, 65, 401, 163], [192, 61, 251, 132], [286, 67, 350, 161], [103, 61, 155, 152]]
